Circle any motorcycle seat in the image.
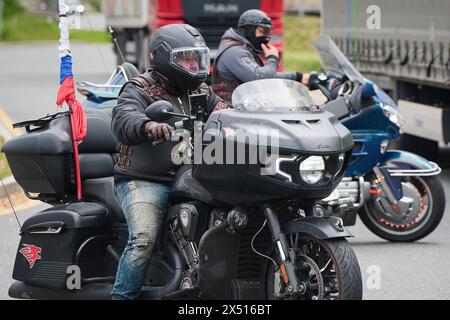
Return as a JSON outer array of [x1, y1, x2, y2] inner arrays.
[[78, 108, 126, 222]]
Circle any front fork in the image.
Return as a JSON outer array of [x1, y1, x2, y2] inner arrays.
[[371, 166, 403, 213], [263, 205, 305, 296]]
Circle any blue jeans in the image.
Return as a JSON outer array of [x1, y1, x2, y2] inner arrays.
[[111, 179, 171, 300]]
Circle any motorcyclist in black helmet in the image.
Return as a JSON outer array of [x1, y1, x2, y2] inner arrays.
[[212, 9, 315, 103], [110, 24, 229, 300]]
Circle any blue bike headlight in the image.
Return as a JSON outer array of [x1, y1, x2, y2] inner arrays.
[[382, 105, 405, 133]]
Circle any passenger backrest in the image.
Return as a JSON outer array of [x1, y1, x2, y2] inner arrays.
[[78, 108, 117, 179]]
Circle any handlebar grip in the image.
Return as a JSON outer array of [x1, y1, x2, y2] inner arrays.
[[152, 137, 165, 146], [318, 83, 333, 101], [146, 132, 166, 146]]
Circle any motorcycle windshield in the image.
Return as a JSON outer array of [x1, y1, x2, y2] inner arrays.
[[231, 79, 320, 113], [314, 35, 364, 82]]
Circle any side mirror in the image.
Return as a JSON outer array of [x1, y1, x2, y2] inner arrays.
[[145, 100, 174, 122]]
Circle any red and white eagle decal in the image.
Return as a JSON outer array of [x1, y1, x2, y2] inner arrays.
[[19, 244, 42, 269]]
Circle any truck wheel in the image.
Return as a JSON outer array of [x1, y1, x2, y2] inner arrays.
[[136, 29, 149, 72]]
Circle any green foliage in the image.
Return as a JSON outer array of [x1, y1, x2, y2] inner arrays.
[[3, 0, 25, 18], [85, 0, 102, 12], [283, 15, 321, 72], [70, 29, 110, 42], [0, 12, 109, 42], [1, 14, 59, 41]]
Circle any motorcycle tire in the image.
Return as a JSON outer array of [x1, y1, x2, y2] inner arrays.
[[266, 236, 363, 300], [359, 175, 445, 242]]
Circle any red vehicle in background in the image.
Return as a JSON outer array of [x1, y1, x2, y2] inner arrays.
[[105, 0, 284, 72]]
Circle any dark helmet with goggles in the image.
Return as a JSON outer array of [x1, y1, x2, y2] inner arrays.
[[237, 9, 273, 50], [149, 24, 210, 91]]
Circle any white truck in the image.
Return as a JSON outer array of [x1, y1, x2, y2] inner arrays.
[[321, 0, 450, 162]]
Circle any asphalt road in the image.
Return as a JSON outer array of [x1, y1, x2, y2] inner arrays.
[[0, 43, 449, 300], [0, 172, 449, 300], [0, 42, 116, 123], [349, 169, 450, 300]]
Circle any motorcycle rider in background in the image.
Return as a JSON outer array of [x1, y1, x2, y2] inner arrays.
[[110, 24, 229, 300], [212, 9, 317, 103]]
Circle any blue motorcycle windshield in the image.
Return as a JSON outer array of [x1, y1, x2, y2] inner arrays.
[[232, 79, 321, 113], [314, 35, 364, 83]]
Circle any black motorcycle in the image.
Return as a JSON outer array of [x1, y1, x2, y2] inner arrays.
[[3, 78, 362, 300]]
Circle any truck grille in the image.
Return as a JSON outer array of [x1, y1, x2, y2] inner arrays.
[[180, 0, 262, 50], [185, 18, 239, 49]]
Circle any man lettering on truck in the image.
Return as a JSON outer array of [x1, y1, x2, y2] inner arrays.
[[212, 9, 317, 103], [110, 24, 229, 300]]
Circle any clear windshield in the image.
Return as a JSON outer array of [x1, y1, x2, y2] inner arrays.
[[231, 79, 320, 113], [314, 35, 364, 82]]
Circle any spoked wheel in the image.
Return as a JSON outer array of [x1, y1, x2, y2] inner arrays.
[[359, 175, 445, 242], [266, 235, 363, 300]]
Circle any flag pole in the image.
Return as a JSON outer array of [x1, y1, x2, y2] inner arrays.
[[58, 0, 84, 201], [70, 107, 82, 201]]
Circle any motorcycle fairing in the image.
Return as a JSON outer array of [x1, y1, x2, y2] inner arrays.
[[376, 150, 442, 200], [345, 129, 391, 177], [282, 216, 354, 239]]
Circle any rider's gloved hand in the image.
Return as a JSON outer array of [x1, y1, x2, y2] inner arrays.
[[307, 71, 321, 90], [295, 72, 325, 89], [144, 121, 173, 141], [326, 74, 341, 98]]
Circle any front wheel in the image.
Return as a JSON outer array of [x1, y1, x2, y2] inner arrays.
[[359, 175, 445, 242], [266, 236, 363, 300]]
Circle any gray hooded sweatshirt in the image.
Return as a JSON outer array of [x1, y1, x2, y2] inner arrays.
[[215, 28, 300, 82]]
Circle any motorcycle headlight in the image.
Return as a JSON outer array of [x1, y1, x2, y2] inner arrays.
[[380, 139, 390, 154], [382, 105, 405, 133], [299, 156, 326, 185]]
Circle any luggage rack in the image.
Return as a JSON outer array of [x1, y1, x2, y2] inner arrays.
[[24, 191, 77, 204], [12, 111, 71, 133]]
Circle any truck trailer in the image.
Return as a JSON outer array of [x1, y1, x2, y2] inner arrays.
[[321, 0, 450, 161]]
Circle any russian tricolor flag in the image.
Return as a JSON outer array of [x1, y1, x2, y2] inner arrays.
[[57, 0, 87, 200], [56, 51, 87, 143]]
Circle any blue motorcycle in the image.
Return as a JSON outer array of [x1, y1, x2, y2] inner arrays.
[[77, 62, 140, 110], [313, 35, 445, 242]]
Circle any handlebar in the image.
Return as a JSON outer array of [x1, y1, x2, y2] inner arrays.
[[149, 119, 192, 146]]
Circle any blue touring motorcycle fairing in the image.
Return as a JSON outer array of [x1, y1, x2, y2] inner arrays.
[[314, 35, 445, 242], [76, 62, 140, 110]]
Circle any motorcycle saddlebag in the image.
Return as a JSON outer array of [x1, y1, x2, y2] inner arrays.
[[12, 202, 111, 289], [1, 112, 74, 196]]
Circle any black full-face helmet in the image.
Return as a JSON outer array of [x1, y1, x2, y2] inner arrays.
[[149, 24, 210, 91], [237, 9, 273, 50]]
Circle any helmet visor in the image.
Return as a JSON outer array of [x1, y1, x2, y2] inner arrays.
[[256, 26, 272, 36], [169, 47, 210, 76]]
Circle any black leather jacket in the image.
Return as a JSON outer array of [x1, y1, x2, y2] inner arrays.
[[111, 69, 229, 183]]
